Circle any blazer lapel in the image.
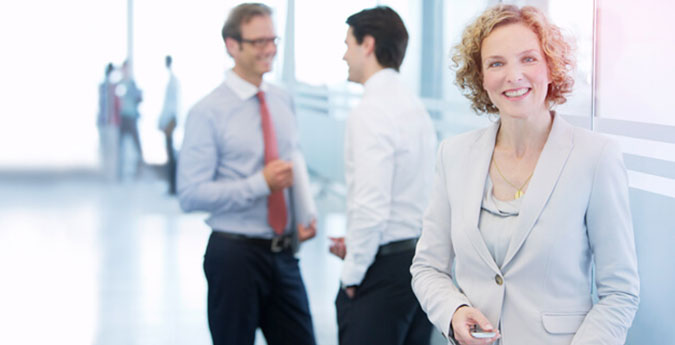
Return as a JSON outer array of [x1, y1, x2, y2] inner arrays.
[[501, 114, 575, 269], [461, 122, 501, 274]]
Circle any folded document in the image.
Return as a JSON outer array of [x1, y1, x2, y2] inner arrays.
[[291, 151, 317, 227]]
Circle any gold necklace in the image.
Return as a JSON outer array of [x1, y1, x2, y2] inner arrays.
[[492, 156, 534, 200]]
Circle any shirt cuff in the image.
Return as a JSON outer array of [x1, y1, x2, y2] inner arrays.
[[340, 258, 368, 286], [247, 170, 271, 198]]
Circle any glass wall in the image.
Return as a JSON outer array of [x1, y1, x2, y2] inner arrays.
[[0, 0, 290, 168], [595, 0, 675, 197], [0, 0, 126, 169], [294, 0, 375, 87], [593, 2, 675, 343], [132, 0, 288, 164]]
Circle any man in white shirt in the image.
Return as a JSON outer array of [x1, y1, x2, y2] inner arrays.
[[329, 6, 437, 345], [158, 55, 179, 195]]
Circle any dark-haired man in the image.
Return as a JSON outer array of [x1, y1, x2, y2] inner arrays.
[[177, 3, 316, 345], [329, 6, 436, 345]]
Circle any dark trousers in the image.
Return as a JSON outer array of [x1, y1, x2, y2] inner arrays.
[[335, 249, 432, 345], [118, 116, 143, 177], [203, 232, 316, 345], [164, 133, 176, 194]]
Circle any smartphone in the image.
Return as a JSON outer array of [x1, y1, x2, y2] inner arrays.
[[471, 325, 496, 338], [471, 331, 497, 338]]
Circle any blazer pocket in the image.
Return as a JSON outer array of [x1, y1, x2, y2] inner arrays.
[[541, 312, 587, 334]]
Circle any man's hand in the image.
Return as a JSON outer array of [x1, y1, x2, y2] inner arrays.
[[263, 160, 293, 192], [328, 237, 346, 260], [451, 306, 500, 345], [344, 286, 356, 299], [163, 118, 176, 136], [297, 219, 317, 242]]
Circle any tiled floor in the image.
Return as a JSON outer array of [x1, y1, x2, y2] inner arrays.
[[0, 171, 443, 345]]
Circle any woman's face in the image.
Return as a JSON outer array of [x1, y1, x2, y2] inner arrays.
[[481, 23, 551, 119]]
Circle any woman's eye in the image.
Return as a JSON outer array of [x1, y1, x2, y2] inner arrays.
[[523, 56, 536, 63], [489, 61, 503, 67]]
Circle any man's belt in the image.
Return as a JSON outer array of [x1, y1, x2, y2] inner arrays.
[[376, 238, 418, 257], [212, 231, 293, 253]]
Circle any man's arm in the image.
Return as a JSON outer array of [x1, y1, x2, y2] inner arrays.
[[340, 108, 395, 287], [177, 108, 271, 214]]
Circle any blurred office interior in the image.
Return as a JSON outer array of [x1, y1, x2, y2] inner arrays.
[[0, 0, 673, 344]]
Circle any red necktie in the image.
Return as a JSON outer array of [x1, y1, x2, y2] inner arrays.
[[257, 91, 287, 235]]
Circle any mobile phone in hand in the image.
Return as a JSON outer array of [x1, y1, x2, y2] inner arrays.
[[471, 331, 497, 338], [471, 325, 496, 338]]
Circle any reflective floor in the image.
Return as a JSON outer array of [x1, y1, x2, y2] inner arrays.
[[0, 170, 443, 345]]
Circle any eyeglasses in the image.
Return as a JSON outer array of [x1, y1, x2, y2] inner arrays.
[[238, 36, 280, 48]]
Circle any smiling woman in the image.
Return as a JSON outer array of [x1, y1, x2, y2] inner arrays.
[[480, 24, 552, 121], [452, 6, 574, 115], [411, 4, 640, 345]]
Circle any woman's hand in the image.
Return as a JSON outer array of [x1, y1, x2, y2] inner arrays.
[[451, 306, 501, 345]]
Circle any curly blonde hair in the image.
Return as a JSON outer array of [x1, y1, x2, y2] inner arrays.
[[452, 5, 575, 114]]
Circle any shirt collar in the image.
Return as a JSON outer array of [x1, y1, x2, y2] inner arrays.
[[224, 69, 270, 100], [363, 68, 397, 92]]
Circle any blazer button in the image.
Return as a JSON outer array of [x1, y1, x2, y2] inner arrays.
[[495, 275, 503, 285]]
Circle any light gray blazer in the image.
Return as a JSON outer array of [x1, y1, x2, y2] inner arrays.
[[411, 115, 639, 345]]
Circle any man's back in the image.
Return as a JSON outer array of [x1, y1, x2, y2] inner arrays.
[[345, 68, 437, 241]]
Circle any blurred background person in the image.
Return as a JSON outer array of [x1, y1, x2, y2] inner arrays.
[[158, 55, 180, 195], [117, 59, 144, 179], [411, 4, 639, 345], [97, 62, 121, 181]]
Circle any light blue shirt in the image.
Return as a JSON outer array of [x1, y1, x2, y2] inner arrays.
[[177, 70, 297, 238]]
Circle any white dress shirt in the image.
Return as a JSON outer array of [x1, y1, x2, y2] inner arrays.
[[341, 68, 437, 286], [158, 71, 180, 130]]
